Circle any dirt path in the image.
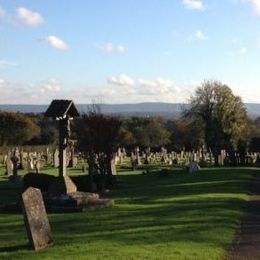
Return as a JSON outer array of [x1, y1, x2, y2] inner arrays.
[[228, 175, 260, 260]]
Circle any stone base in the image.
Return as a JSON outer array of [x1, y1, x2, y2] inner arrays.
[[43, 191, 114, 213], [48, 176, 77, 196]]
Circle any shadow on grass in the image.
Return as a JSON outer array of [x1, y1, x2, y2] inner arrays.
[[0, 167, 258, 255], [0, 244, 29, 252]]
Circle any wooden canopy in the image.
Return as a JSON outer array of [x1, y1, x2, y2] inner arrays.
[[45, 100, 80, 119]]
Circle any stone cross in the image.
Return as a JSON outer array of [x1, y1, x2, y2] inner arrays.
[[21, 187, 53, 250]]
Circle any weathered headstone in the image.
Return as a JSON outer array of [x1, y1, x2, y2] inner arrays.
[[21, 187, 53, 250], [111, 158, 117, 175], [27, 153, 34, 171], [34, 160, 41, 174], [11, 151, 19, 178], [53, 149, 59, 168], [188, 161, 200, 173], [5, 154, 13, 176]]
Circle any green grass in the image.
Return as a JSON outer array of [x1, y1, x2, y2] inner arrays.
[[0, 165, 257, 259]]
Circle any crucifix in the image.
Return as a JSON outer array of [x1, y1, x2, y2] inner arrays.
[[45, 100, 80, 177]]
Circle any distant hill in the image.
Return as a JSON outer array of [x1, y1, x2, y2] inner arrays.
[[0, 102, 259, 119]]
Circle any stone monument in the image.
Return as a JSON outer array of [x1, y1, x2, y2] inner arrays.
[[45, 100, 79, 195], [21, 187, 53, 250]]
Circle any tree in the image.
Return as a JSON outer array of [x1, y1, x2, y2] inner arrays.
[[165, 119, 204, 151], [184, 80, 247, 163], [0, 111, 40, 146], [121, 117, 170, 149], [75, 110, 122, 191]]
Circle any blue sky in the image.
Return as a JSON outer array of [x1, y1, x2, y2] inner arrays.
[[0, 0, 260, 104]]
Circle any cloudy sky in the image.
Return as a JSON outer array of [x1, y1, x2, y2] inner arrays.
[[0, 0, 260, 104]]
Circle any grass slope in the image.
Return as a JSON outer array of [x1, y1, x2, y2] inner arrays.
[[0, 166, 257, 259]]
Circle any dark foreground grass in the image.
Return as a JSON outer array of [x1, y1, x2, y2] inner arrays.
[[0, 166, 257, 259]]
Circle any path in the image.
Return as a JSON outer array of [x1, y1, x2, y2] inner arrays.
[[229, 174, 260, 260]]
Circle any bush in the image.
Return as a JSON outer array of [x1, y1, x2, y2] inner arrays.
[[23, 173, 55, 192], [23, 173, 117, 193]]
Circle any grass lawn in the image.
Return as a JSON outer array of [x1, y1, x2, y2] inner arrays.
[[0, 165, 257, 259]]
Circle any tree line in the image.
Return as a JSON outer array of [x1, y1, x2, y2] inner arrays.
[[1, 80, 260, 155]]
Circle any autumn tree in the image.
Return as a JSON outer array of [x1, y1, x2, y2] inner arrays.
[[184, 80, 247, 163], [0, 111, 40, 145], [165, 119, 204, 151], [75, 110, 122, 191], [121, 117, 170, 149]]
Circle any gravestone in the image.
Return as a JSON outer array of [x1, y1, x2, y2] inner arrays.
[[111, 158, 117, 175], [11, 152, 19, 178], [188, 161, 200, 173], [27, 154, 34, 171], [53, 149, 59, 168], [5, 154, 13, 176], [34, 160, 41, 174], [21, 187, 53, 250]]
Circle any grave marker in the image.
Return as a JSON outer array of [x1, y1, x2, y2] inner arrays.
[[21, 187, 53, 250]]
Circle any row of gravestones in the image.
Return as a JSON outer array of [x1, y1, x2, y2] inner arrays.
[[2, 148, 79, 177], [129, 147, 260, 168], [52, 149, 78, 169]]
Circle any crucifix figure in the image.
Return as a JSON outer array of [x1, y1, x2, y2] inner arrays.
[[45, 100, 80, 178]]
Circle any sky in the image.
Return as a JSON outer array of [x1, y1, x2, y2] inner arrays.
[[0, 0, 260, 104]]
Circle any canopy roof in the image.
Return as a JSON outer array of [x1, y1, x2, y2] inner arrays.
[[45, 100, 80, 119]]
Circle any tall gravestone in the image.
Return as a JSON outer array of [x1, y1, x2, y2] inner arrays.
[[53, 149, 59, 168], [21, 187, 53, 250], [6, 156, 13, 176]]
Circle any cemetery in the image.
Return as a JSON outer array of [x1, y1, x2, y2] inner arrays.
[[0, 97, 260, 259], [2, 1, 260, 258]]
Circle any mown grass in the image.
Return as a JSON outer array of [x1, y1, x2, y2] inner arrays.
[[0, 165, 257, 259]]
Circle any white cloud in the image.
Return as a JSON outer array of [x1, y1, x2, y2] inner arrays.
[[0, 60, 17, 68], [227, 47, 248, 56], [238, 47, 248, 55], [0, 79, 6, 86], [43, 35, 68, 50], [195, 30, 208, 40], [138, 78, 181, 96], [248, 0, 260, 15], [16, 7, 43, 27], [233, 0, 260, 15], [107, 74, 134, 86], [99, 43, 127, 54], [0, 7, 5, 19], [173, 30, 208, 43], [182, 0, 204, 10], [0, 78, 65, 104], [1, 76, 188, 104], [39, 79, 62, 94]]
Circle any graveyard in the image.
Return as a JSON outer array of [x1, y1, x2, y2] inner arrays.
[[1, 1, 260, 259], [0, 96, 259, 259], [0, 151, 258, 259]]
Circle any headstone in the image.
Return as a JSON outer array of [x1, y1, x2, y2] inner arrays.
[[21, 187, 53, 251], [111, 159, 117, 175], [11, 152, 19, 178], [34, 160, 41, 174], [188, 161, 200, 173], [27, 154, 34, 171], [19, 150, 24, 169], [53, 149, 59, 168], [130, 152, 137, 171], [5, 154, 13, 176]]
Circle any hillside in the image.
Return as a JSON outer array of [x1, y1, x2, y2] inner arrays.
[[0, 102, 259, 118]]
